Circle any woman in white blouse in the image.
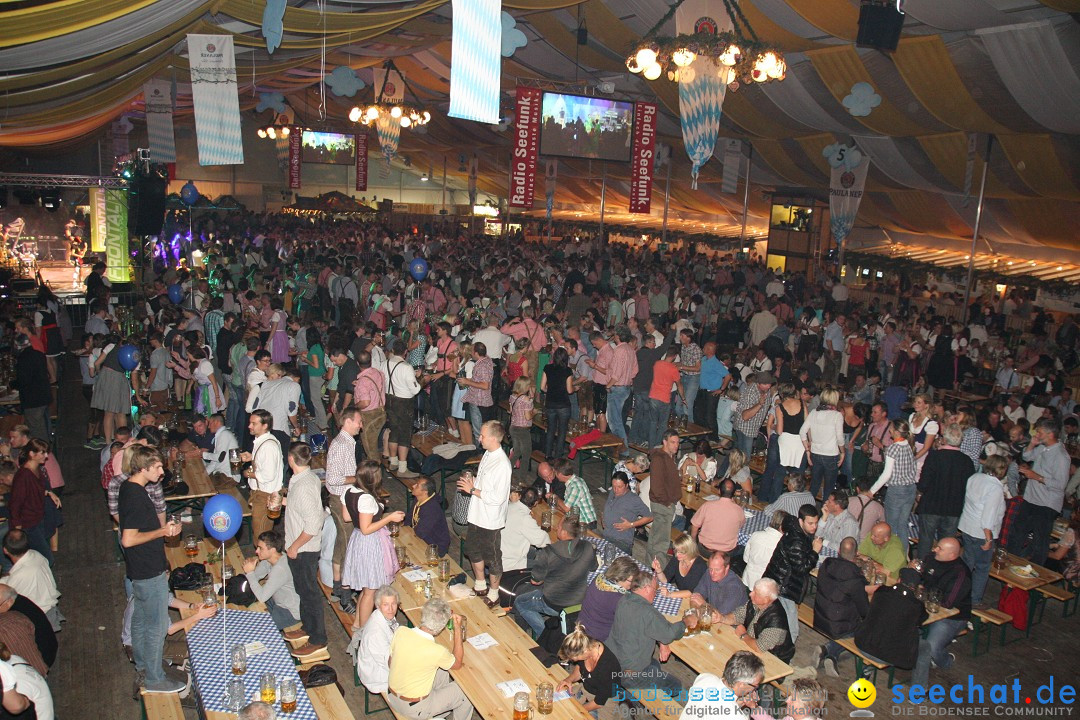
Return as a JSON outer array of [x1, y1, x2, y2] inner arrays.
[[356, 585, 401, 694], [799, 388, 845, 501], [908, 392, 939, 480]]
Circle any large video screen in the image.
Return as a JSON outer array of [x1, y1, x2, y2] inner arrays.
[[301, 130, 355, 165], [539, 92, 633, 162]]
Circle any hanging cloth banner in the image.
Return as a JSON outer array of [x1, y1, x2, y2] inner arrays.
[[545, 159, 558, 221], [355, 134, 369, 191], [509, 86, 542, 209], [288, 128, 302, 190], [448, 0, 502, 124], [676, 0, 730, 189], [186, 34, 244, 166], [468, 153, 478, 206], [961, 132, 977, 207], [89, 187, 108, 252], [629, 102, 657, 214], [275, 106, 296, 171], [143, 79, 176, 163], [372, 67, 404, 169], [720, 139, 742, 194], [828, 152, 870, 248], [104, 189, 130, 283]]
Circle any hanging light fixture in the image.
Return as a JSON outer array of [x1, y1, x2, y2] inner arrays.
[[625, 0, 786, 91], [348, 59, 431, 130], [257, 122, 291, 140]]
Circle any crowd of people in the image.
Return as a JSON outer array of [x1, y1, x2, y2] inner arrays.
[[6, 213, 1080, 717]]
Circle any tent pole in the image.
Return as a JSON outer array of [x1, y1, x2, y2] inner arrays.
[[599, 163, 607, 244], [739, 145, 753, 248], [963, 136, 993, 312], [661, 159, 672, 245]]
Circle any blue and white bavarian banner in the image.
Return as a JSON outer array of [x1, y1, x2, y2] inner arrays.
[[143, 80, 176, 163], [676, 0, 731, 189], [187, 34, 244, 166], [827, 146, 870, 248], [372, 67, 404, 170], [448, 0, 502, 124]]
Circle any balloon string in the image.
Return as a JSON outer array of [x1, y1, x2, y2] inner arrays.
[[222, 541, 226, 669]]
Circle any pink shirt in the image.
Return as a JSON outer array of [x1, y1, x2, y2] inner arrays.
[[353, 368, 385, 411], [691, 497, 745, 552], [592, 344, 614, 386], [607, 342, 638, 386]]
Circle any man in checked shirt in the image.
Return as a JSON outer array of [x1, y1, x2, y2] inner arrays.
[[324, 408, 364, 614]]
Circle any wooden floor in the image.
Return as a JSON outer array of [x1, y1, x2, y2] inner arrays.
[[50, 355, 1078, 718]]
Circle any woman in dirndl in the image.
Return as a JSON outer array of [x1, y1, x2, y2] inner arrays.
[[189, 347, 226, 415], [267, 296, 290, 364], [341, 460, 405, 630], [91, 340, 133, 444]]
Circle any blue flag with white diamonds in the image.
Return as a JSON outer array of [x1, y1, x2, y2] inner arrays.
[[448, 0, 502, 124]]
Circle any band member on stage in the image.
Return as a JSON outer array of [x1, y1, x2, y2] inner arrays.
[[69, 234, 87, 285]]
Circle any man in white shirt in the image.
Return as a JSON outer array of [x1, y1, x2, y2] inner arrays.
[[384, 340, 422, 478], [241, 410, 283, 540], [282, 443, 328, 656], [815, 491, 861, 552], [500, 486, 550, 573], [457, 421, 512, 607], [1, 531, 60, 630], [250, 364, 302, 437], [202, 413, 240, 481], [958, 455, 1008, 608]]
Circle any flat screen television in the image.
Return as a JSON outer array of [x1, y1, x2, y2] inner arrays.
[[539, 92, 633, 162], [301, 130, 355, 165]]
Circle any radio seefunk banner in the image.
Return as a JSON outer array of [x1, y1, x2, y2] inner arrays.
[[629, 101, 658, 213], [509, 86, 542, 209], [355, 133, 369, 191], [288, 127, 301, 189]]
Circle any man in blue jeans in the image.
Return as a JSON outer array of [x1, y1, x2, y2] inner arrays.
[[512, 516, 597, 637], [733, 373, 776, 458], [605, 327, 638, 458], [911, 537, 971, 687], [119, 445, 186, 693]]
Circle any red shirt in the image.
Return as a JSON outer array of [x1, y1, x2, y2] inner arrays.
[[649, 360, 680, 402], [10, 467, 45, 530]]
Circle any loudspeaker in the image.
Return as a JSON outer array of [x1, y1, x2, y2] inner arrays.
[[378, 198, 394, 213], [129, 172, 168, 236], [856, 2, 904, 53]]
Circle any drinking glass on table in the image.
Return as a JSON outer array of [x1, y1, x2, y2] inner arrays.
[[266, 492, 283, 520], [540, 509, 552, 531], [388, 521, 400, 538], [224, 677, 246, 711], [925, 589, 941, 614], [426, 543, 440, 567], [202, 584, 218, 608], [438, 558, 450, 582], [280, 679, 298, 713], [260, 671, 277, 704], [230, 643, 247, 675], [513, 692, 532, 720], [222, 564, 233, 582], [698, 604, 713, 632], [184, 534, 199, 559], [228, 448, 242, 474], [395, 544, 408, 567], [536, 682, 554, 715]]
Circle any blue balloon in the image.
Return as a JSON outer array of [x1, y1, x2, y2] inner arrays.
[[203, 493, 244, 542], [118, 344, 141, 371], [168, 283, 184, 304], [180, 181, 200, 206], [409, 257, 430, 281]]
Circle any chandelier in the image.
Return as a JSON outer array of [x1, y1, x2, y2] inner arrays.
[[348, 60, 431, 130], [626, 0, 785, 90]]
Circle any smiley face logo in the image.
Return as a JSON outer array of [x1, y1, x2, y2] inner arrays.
[[848, 678, 876, 708]]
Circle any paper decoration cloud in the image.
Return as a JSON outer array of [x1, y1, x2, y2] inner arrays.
[[256, 92, 286, 114], [262, 0, 286, 55], [326, 66, 365, 97], [842, 82, 881, 117], [113, 116, 134, 135], [822, 142, 864, 171], [501, 12, 527, 57]]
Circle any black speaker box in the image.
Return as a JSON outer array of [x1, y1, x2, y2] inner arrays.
[[856, 3, 905, 52], [130, 173, 168, 236]]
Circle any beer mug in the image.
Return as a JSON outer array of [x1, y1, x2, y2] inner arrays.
[[224, 677, 246, 711], [280, 679, 298, 713], [540, 510, 552, 531], [229, 448, 242, 474], [438, 558, 450, 582], [167, 514, 181, 545], [993, 547, 1008, 570], [536, 682, 554, 715], [683, 608, 699, 635], [260, 671, 277, 705], [266, 492, 283, 520], [513, 692, 532, 720], [184, 534, 200, 559], [202, 584, 218, 609], [426, 543, 440, 567], [925, 589, 941, 614], [602, 544, 618, 567], [222, 564, 234, 582], [388, 521, 400, 538], [230, 643, 247, 675], [395, 544, 408, 567]]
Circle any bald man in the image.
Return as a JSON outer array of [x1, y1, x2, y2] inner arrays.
[[857, 522, 907, 579], [531, 461, 565, 500], [911, 537, 971, 687]]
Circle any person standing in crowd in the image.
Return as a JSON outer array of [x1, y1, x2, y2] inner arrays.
[[647, 429, 682, 565], [325, 405, 360, 614], [958, 455, 1009, 609], [119, 446, 183, 693], [281, 443, 327, 660], [541, 347, 574, 460], [869, 420, 918, 555], [733, 373, 776, 459], [384, 339, 422, 478], [341, 461, 404, 630], [457, 421, 512, 608], [603, 326, 637, 458], [800, 387, 845, 501], [915, 423, 971, 560], [1007, 418, 1070, 565], [241, 410, 283, 541]]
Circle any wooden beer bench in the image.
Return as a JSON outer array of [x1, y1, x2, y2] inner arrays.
[[140, 692, 184, 720]]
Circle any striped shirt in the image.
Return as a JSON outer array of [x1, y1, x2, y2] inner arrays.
[[563, 474, 597, 524], [509, 394, 533, 428], [679, 343, 703, 375], [607, 341, 638, 386], [885, 441, 918, 486], [325, 431, 357, 498], [734, 384, 771, 438], [464, 357, 494, 406]]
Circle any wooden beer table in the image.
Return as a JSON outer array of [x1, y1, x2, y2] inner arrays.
[[165, 534, 267, 618], [165, 458, 250, 516], [391, 526, 470, 612], [665, 606, 794, 685], [400, 595, 590, 720]]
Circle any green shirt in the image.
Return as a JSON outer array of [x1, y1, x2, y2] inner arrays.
[[858, 534, 907, 577]]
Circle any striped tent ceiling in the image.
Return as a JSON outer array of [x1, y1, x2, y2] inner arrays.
[[2, 0, 1079, 256]]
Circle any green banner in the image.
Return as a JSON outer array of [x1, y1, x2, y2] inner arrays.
[[89, 187, 107, 252], [104, 188, 129, 283]]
